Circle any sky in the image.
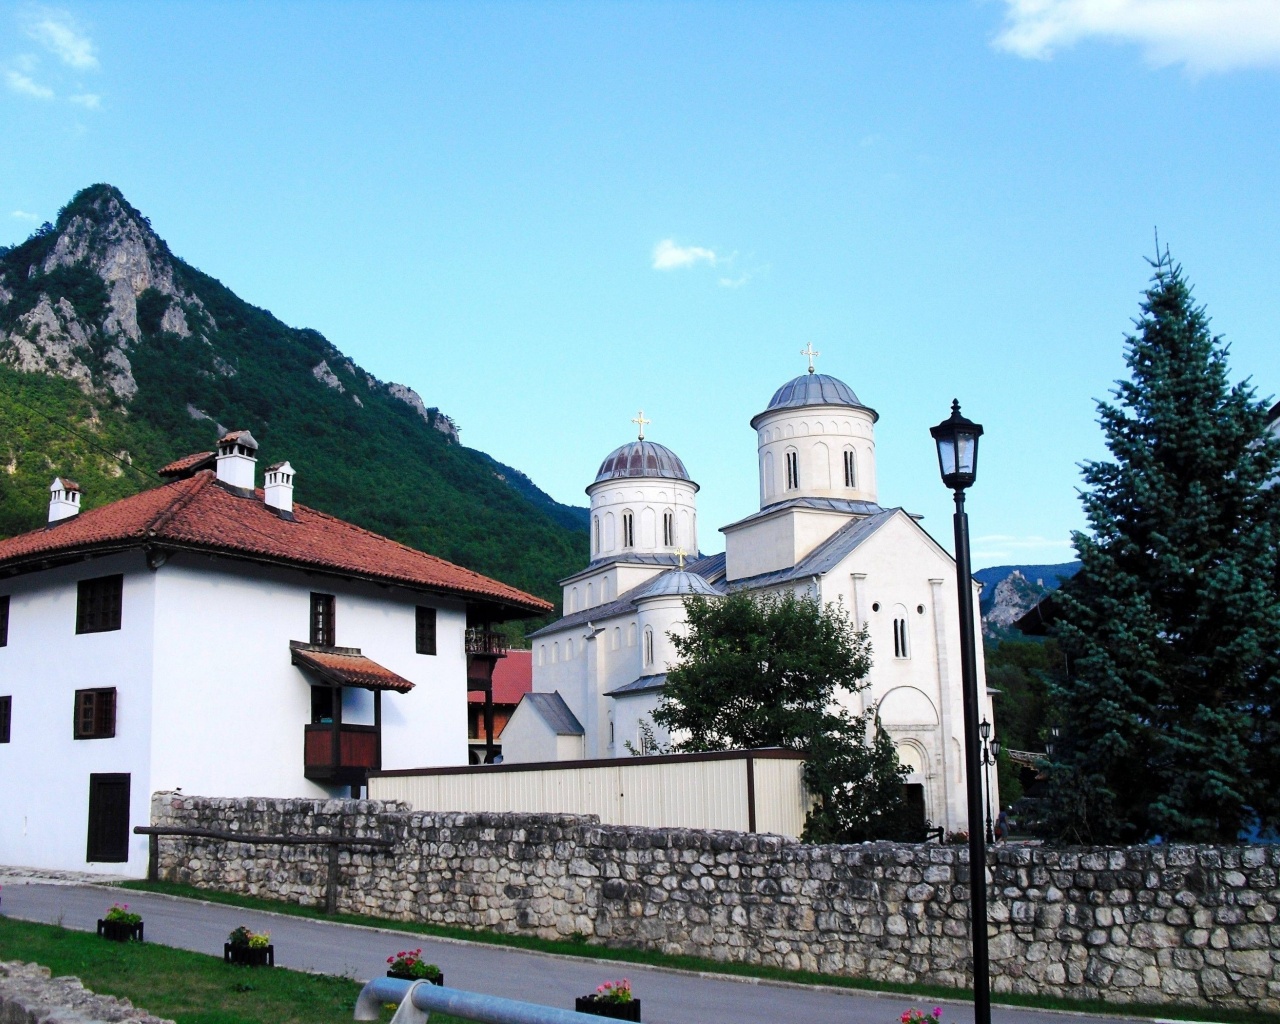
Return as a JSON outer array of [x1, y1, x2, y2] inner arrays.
[[3, 0, 1279, 569]]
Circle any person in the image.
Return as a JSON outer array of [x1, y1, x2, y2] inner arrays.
[[994, 809, 1010, 841]]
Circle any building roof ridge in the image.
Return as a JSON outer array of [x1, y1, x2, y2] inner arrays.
[[144, 470, 215, 538]]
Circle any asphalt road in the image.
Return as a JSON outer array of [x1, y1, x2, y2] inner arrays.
[[1, 882, 1150, 1024]]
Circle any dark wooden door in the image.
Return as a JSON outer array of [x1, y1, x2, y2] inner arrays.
[[86, 773, 130, 862], [903, 783, 927, 835]]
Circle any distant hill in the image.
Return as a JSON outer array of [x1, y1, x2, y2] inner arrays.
[[975, 561, 1080, 640], [0, 184, 588, 614]]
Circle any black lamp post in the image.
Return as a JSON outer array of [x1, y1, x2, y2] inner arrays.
[[930, 399, 990, 1024], [979, 718, 1001, 843]]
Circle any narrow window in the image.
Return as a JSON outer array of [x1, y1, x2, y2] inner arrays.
[[76, 576, 123, 634], [0, 695, 11, 742], [593, 515, 601, 555], [310, 593, 335, 646], [844, 449, 857, 488], [415, 606, 437, 655], [623, 511, 635, 547], [310, 686, 336, 723], [0, 594, 8, 646], [643, 627, 654, 667], [663, 511, 674, 546], [785, 451, 799, 490], [893, 618, 910, 659], [74, 687, 117, 739]]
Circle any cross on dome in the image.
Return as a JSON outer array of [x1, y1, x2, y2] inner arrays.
[[800, 342, 820, 374], [675, 547, 687, 570], [631, 409, 651, 440]]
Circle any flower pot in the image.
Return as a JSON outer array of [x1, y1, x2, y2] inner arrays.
[[575, 997, 641, 1021], [97, 919, 144, 942], [224, 943, 274, 967], [387, 970, 444, 986]]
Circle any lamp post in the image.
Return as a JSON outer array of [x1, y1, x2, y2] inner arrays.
[[979, 718, 1001, 843], [930, 399, 990, 1024]]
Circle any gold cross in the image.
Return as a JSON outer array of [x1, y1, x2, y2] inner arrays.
[[632, 409, 651, 440], [801, 342, 820, 374], [675, 547, 687, 571]]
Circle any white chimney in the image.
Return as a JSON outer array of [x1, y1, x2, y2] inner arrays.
[[49, 477, 81, 523], [216, 430, 259, 491], [264, 460, 295, 515]]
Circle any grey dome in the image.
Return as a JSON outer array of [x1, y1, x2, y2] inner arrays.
[[752, 372, 878, 427], [593, 440, 694, 486], [635, 570, 719, 601]]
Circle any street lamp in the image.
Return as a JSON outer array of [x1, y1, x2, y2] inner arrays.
[[979, 718, 1001, 843], [930, 399, 990, 1024]]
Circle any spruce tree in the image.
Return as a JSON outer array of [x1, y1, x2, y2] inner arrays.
[[1046, 251, 1280, 843]]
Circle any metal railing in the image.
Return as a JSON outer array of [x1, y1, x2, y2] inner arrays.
[[356, 977, 608, 1024], [134, 824, 394, 914], [465, 628, 510, 656]]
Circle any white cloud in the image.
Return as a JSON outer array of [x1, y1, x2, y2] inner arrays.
[[25, 8, 98, 70], [11, 210, 40, 221], [5, 67, 54, 99], [68, 92, 99, 108], [994, 0, 1280, 74], [652, 238, 718, 271]]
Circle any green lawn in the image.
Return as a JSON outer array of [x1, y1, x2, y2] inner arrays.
[[0, 917, 467, 1024], [116, 879, 1273, 1024]]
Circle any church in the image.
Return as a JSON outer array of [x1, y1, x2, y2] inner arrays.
[[503, 355, 995, 833]]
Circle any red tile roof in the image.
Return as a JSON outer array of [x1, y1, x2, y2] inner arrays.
[[0, 470, 551, 616], [290, 643, 414, 692], [468, 649, 533, 705], [158, 451, 215, 477]]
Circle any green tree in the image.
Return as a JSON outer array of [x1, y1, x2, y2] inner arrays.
[[653, 590, 913, 842], [1046, 251, 1280, 844]]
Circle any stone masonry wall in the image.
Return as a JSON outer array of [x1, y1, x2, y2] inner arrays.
[[151, 792, 1280, 1013], [0, 961, 174, 1024]]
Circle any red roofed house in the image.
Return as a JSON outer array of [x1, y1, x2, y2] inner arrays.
[[466, 648, 532, 763], [0, 431, 550, 876]]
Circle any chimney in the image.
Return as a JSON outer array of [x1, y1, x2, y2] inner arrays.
[[215, 430, 259, 491], [49, 477, 81, 523], [264, 460, 295, 517]]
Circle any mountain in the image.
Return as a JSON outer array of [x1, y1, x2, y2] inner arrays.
[[975, 561, 1080, 640], [0, 185, 587, 615]]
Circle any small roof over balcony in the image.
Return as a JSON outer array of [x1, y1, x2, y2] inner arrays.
[[289, 641, 415, 692]]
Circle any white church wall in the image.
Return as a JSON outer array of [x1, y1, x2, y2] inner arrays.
[[499, 699, 564, 763], [754, 407, 878, 506], [588, 480, 699, 560], [0, 551, 157, 876], [723, 506, 850, 582]]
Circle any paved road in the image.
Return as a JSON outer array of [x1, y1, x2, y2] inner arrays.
[[1, 882, 1147, 1024]]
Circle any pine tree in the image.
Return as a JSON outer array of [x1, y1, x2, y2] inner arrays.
[[1046, 251, 1280, 843], [653, 590, 913, 842]]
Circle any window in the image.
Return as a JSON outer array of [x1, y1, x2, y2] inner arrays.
[[622, 511, 635, 548], [0, 695, 10, 742], [74, 688, 116, 739], [0, 594, 8, 646], [310, 593, 335, 646], [785, 450, 799, 490], [415, 607, 437, 655], [843, 448, 857, 488], [593, 515, 600, 554], [893, 618, 910, 659], [663, 511, 674, 547], [311, 686, 335, 724], [76, 576, 122, 634], [643, 627, 654, 667]]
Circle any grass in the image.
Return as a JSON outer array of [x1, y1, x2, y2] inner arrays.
[[116, 879, 1275, 1024], [0, 916, 468, 1024]]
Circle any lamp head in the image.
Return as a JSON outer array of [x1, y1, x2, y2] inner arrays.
[[930, 399, 983, 492]]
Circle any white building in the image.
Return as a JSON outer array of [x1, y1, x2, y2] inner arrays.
[[508, 367, 995, 833], [0, 431, 548, 876]]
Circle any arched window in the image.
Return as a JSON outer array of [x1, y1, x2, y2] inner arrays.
[[785, 449, 799, 490], [622, 511, 635, 547], [604, 512, 616, 550], [587, 582, 595, 606], [593, 515, 601, 554], [566, 637, 575, 659], [612, 626, 621, 650], [763, 451, 775, 496], [537, 644, 545, 666], [663, 510, 674, 546], [893, 617, 910, 659], [569, 587, 579, 612], [602, 576, 612, 601], [643, 627, 655, 667], [552, 642, 560, 663], [843, 447, 857, 488], [627, 623, 637, 647]]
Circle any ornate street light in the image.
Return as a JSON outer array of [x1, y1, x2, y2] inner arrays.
[[980, 718, 1001, 843], [930, 399, 990, 1024]]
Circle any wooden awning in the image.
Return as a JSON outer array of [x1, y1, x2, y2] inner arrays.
[[289, 641, 414, 693]]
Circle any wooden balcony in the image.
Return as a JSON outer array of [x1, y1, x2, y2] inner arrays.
[[304, 723, 379, 784]]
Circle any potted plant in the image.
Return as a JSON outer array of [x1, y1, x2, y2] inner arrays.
[[902, 1009, 945, 1024], [386, 948, 443, 986], [575, 979, 640, 1021], [224, 925, 274, 967], [97, 903, 144, 942]]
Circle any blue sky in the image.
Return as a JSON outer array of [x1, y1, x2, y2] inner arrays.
[[3, 1, 1278, 568]]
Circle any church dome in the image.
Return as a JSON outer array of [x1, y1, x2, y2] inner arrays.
[[760, 372, 876, 419], [593, 440, 693, 486], [635, 569, 719, 601]]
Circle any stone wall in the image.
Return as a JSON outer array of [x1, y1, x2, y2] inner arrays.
[[0, 961, 174, 1024], [151, 792, 1280, 1013]]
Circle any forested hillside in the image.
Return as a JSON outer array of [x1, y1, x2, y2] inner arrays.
[[0, 185, 587, 613]]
